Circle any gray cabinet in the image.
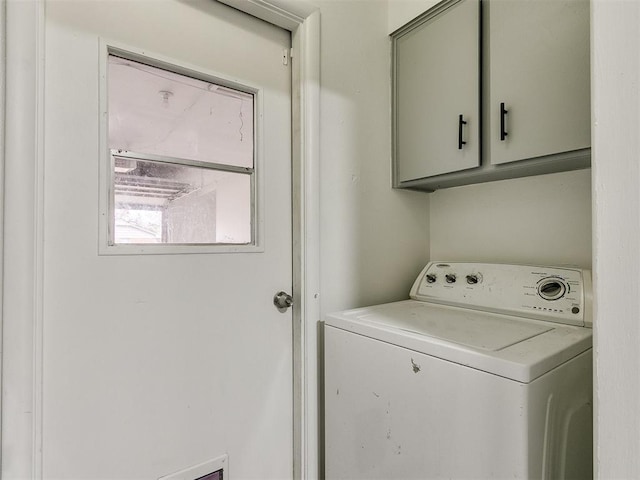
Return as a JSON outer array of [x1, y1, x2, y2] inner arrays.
[[392, 0, 591, 191], [487, 0, 590, 166], [393, 0, 480, 183]]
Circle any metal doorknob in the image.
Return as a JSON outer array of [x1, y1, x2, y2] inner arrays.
[[273, 291, 294, 310]]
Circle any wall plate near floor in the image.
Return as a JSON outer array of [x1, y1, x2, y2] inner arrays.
[[158, 454, 229, 480]]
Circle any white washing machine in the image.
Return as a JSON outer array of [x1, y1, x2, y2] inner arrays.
[[324, 262, 593, 480]]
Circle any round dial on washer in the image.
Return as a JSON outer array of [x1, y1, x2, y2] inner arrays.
[[445, 274, 457, 284], [426, 274, 437, 284], [466, 274, 479, 284], [537, 278, 567, 301]]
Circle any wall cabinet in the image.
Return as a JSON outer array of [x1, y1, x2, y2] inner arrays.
[[392, 0, 591, 191], [394, 0, 480, 182]]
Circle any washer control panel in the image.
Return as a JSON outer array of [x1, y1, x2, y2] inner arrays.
[[410, 262, 592, 327]]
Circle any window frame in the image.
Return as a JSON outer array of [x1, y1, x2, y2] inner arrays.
[[98, 41, 265, 255]]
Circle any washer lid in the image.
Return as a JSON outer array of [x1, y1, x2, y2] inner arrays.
[[325, 300, 592, 383], [358, 301, 553, 351]]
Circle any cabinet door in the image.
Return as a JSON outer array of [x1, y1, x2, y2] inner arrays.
[[487, 0, 590, 165], [394, 0, 480, 183]]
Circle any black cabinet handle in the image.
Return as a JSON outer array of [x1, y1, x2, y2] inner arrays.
[[458, 114, 467, 150], [500, 102, 508, 141]]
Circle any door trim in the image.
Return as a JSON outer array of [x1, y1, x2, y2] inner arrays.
[[1, 0, 321, 479], [2, 1, 46, 478]]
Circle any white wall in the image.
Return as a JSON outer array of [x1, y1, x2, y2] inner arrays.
[[430, 170, 592, 268], [388, 0, 438, 33], [318, 0, 429, 318], [592, 1, 640, 477]]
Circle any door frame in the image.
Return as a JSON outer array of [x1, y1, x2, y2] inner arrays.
[[0, 0, 321, 479]]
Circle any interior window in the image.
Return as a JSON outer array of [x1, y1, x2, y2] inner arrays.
[[108, 54, 254, 245], [195, 470, 223, 480]]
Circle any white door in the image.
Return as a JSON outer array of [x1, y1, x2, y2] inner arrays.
[[42, 1, 292, 478]]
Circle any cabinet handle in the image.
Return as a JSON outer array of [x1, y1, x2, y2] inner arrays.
[[458, 114, 467, 150], [500, 102, 508, 141]]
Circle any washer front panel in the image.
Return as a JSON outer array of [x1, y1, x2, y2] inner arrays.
[[324, 325, 593, 479], [325, 325, 532, 479]]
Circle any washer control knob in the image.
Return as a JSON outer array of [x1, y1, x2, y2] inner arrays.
[[445, 273, 457, 284], [538, 278, 567, 301], [426, 273, 437, 284], [466, 274, 479, 284]]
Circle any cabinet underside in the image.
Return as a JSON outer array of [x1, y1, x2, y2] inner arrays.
[[396, 148, 590, 192]]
